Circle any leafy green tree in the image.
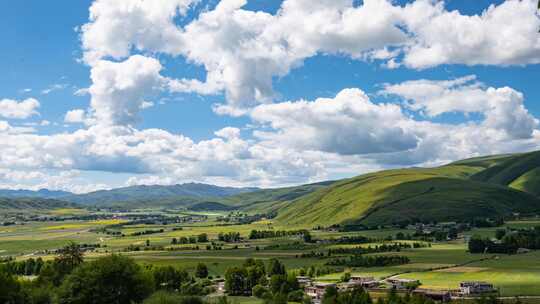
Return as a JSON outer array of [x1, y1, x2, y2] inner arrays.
[[322, 285, 339, 304], [269, 275, 287, 294], [267, 258, 285, 276], [336, 287, 372, 304], [468, 235, 488, 253], [153, 266, 190, 290], [24, 283, 54, 304], [195, 263, 209, 279], [245, 261, 266, 290], [0, 271, 25, 304], [57, 241, 84, 271], [303, 231, 312, 243], [495, 229, 506, 240], [197, 233, 208, 243], [143, 291, 204, 304], [264, 293, 288, 304], [224, 267, 248, 296], [253, 284, 268, 298], [36, 242, 86, 287], [341, 272, 351, 282], [57, 255, 154, 304], [288, 290, 305, 302]]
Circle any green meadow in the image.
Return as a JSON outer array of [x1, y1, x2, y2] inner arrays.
[[2, 216, 540, 297]]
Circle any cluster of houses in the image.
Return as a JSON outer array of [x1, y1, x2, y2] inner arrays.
[[299, 275, 495, 303]]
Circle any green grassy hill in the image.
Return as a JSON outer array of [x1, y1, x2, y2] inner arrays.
[[272, 155, 540, 228], [470, 150, 540, 196], [221, 181, 334, 213]]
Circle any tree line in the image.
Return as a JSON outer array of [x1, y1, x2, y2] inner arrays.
[[0, 241, 219, 304], [469, 226, 540, 254], [326, 255, 410, 267]]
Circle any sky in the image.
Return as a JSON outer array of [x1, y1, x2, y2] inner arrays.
[[0, 0, 539, 193]]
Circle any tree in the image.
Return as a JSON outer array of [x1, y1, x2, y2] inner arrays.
[[57, 255, 154, 304], [336, 287, 372, 304], [468, 235, 488, 253], [153, 266, 190, 290], [197, 233, 208, 243], [252, 285, 268, 298], [270, 275, 288, 294], [267, 258, 286, 276], [38, 245, 84, 287], [303, 231, 312, 243], [245, 259, 266, 289], [0, 271, 24, 304], [225, 267, 248, 296], [143, 291, 203, 304], [195, 263, 208, 279], [495, 229, 506, 240], [57, 241, 84, 272], [322, 285, 339, 304]]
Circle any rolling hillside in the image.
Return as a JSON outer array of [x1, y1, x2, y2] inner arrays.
[[2, 150, 540, 227], [273, 156, 540, 228], [470, 150, 540, 196], [222, 181, 335, 213]]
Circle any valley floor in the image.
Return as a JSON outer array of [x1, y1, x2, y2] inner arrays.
[[2, 209, 540, 298]]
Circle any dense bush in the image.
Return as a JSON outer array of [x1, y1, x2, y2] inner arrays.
[[56, 255, 154, 304]]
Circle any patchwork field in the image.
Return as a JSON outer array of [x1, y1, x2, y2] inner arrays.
[[2, 212, 540, 298]]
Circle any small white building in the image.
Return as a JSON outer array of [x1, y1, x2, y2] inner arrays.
[[459, 281, 495, 295]]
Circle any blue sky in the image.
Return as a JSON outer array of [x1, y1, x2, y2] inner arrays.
[[0, 0, 539, 192]]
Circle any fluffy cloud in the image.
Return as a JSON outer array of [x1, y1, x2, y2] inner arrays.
[[4, 1, 540, 192], [80, 0, 540, 111], [251, 88, 418, 155], [87, 55, 165, 126], [0, 120, 36, 134], [81, 0, 198, 64], [214, 127, 241, 140], [381, 75, 538, 139], [0, 122, 331, 190], [1, 79, 540, 192], [400, 0, 540, 68], [0, 98, 40, 119], [64, 109, 87, 124]]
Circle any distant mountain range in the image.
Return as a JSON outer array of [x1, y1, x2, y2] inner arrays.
[[3, 150, 540, 227], [0, 183, 259, 207], [0, 197, 78, 212], [0, 189, 73, 199]]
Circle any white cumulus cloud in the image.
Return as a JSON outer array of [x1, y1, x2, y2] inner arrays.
[[0, 98, 40, 119]]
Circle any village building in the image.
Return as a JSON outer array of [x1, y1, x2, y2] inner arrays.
[[305, 282, 336, 304], [459, 281, 495, 295], [296, 276, 312, 287], [386, 278, 420, 290], [349, 275, 380, 288]]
